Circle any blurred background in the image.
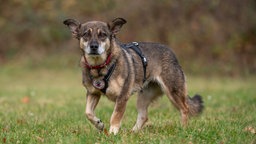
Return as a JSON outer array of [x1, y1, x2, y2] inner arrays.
[[0, 0, 255, 76]]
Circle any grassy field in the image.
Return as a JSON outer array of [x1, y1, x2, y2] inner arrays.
[[0, 61, 256, 144]]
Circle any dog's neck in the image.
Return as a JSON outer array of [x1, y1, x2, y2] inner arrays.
[[83, 53, 112, 69]]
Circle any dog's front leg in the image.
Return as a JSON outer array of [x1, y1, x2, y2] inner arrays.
[[85, 93, 104, 131], [109, 97, 128, 135]]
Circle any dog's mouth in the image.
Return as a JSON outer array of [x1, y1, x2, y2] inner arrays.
[[88, 52, 101, 55], [87, 48, 105, 56], [83, 48, 102, 56], [82, 42, 106, 56], [86, 51, 106, 57]]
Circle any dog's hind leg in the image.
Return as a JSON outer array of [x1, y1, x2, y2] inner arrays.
[[157, 75, 190, 126], [132, 82, 163, 132], [170, 90, 189, 126], [85, 93, 104, 131]]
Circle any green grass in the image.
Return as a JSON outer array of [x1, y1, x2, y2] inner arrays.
[[0, 62, 256, 144]]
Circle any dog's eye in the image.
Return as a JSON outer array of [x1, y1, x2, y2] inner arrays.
[[83, 32, 90, 37], [98, 32, 107, 40], [82, 32, 90, 41]]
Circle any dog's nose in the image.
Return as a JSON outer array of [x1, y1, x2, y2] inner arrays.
[[90, 41, 99, 50]]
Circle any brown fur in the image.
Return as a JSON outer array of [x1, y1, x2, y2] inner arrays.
[[63, 17, 204, 134]]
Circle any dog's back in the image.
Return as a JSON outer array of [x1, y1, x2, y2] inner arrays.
[[126, 42, 185, 89]]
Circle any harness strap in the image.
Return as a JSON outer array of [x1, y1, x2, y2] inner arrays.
[[121, 42, 148, 83], [101, 62, 116, 93]]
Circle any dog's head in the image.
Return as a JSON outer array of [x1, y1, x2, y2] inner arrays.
[[63, 18, 126, 56]]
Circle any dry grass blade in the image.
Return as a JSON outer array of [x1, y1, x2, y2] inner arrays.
[[244, 126, 256, 134]]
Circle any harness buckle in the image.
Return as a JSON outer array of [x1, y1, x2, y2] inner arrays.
[[132, 42, 139, 46], [142, 57, 147, 66]]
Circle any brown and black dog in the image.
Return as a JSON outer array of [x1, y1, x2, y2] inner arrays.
[[63, 17, 203, 135]]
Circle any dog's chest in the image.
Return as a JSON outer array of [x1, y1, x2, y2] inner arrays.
[[104, 75, 125, 101]]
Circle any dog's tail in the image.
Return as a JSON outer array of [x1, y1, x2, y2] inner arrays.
[[187, 94, 204, 116]]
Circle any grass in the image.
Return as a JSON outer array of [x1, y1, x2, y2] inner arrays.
[[0, 59, 256, 144]]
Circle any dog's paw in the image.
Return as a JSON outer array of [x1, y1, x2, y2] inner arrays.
[[132, 125, 140, 133], [95, 119, 104, 131], [109, 126, 119, 135]]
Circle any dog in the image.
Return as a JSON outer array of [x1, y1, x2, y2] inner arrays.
[[63, 17, 203, 135]]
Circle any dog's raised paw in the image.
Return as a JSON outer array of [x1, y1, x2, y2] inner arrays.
[[95, 119, 104, 131], [132, 125, 140, 133]]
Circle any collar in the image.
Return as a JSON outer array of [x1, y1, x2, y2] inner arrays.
[[84, 53, 112, 69]]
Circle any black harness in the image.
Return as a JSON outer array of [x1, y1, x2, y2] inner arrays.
[[121, 42, 148, 83], [98, 63, 116, 94], [89, 42, 147, 94]]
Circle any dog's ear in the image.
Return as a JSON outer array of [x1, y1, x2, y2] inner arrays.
[[63, 19, 81, 39], [108, 18, 127, 35]]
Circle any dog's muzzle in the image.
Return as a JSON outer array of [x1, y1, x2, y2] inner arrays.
[[89, 41, 100, 55]]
